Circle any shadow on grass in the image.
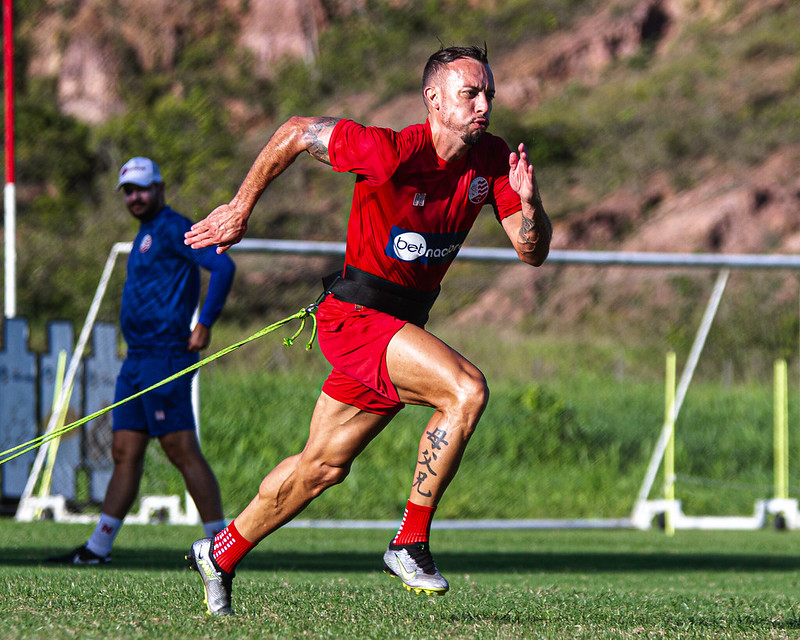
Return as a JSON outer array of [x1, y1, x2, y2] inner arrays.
[[7, 547, 800, 573]]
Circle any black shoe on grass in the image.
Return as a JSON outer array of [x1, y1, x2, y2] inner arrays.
[[46, 544, 111, 565]]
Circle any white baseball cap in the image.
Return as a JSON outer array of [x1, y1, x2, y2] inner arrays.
[[116, 157, 163, 190]]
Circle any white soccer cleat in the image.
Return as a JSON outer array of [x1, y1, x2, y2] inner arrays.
[[383, 542, 449, 595], [186, 537, 234, 616]]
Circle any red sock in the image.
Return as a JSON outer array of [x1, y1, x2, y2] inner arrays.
[[211, 520, 255, 574], [392, 500, 436, 545]]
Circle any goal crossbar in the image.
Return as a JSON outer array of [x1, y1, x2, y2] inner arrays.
[[232, 238, 800, 269]]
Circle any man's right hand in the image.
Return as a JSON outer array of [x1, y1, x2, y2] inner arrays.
[[185, 204, 249, 254]]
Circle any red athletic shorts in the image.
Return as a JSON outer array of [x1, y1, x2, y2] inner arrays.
[[316, 296, 407, 415]]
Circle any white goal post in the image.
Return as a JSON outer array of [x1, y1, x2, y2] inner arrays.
[[15, 239, 800, 529]]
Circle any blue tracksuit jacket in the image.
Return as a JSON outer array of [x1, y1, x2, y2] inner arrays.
[[120, 206, 235, 354]]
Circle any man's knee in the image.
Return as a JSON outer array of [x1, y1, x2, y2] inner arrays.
[[110, 433, 148, 466], [453, 369, 490, 417], [163, 446, 191, 469], [257, 458, 350, 506], [305, 460, 351, 493], [292, 458, 351, 498], [111, 447, 144, 467], [159, 431, 202, 467]]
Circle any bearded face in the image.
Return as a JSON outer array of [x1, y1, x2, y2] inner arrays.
[[122, 183, 165, 223], [432, 58, 495, 147]]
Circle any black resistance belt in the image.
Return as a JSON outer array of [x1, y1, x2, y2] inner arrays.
[[322, 266, 440, 327]]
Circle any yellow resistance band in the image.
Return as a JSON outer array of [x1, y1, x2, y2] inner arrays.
[[0, 303, 319, 467]]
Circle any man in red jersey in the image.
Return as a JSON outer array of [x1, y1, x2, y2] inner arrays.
[[184, 44, 552, 615]]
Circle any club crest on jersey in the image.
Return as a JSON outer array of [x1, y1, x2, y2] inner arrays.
[[385, 226, 468, 266], [468, 176, 490, 204], [139, 234, 153, 253]]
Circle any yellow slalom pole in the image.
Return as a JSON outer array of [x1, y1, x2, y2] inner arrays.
[[39, 350, 71, 501], [664, 351, 677, 536], [774, 359, 788, 500]]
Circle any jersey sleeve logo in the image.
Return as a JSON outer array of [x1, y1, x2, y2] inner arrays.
[[139, 234, 153, 253], [468, 177, 490, 204], [386, 227, 468, 265]]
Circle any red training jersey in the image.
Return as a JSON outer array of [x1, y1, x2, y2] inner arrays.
[[328, 119, 521, 292]]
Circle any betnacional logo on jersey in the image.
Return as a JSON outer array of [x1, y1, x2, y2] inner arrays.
[[386, 227, 469, 266], [391, 231, 427, 262], [468, 176, 490, 204], [139, 234, 153, 253]]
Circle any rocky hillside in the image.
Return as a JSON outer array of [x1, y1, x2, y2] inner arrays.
[[28, 0, 328, 124], [10, 0, 800, 344], [22, 0, 799, 253]]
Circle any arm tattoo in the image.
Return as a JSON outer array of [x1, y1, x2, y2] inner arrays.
[[305, 117, 341, 165], [519, 214, 538, 244]]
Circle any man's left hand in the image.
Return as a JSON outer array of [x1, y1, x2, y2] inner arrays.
[[508, 142, 542, 205], [188, 323, 211, 352]]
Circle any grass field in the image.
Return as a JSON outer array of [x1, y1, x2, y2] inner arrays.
[[6, 297, 799, 637], [2, 520, 799, 639]]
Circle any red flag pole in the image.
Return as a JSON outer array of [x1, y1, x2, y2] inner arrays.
[[3, 0, 16, 318]]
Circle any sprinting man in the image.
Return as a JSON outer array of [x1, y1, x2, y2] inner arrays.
[[184, 44, 552, 615], [47, 157, 236, 565]]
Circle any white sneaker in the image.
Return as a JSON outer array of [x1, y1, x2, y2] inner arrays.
[[186, 537, 234, 616], [383, 542, 449, 595]]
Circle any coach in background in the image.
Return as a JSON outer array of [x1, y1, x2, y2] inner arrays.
[[48, 157, 236, 564]]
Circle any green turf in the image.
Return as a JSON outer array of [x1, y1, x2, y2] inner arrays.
[[2, 520, 799, 639]]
